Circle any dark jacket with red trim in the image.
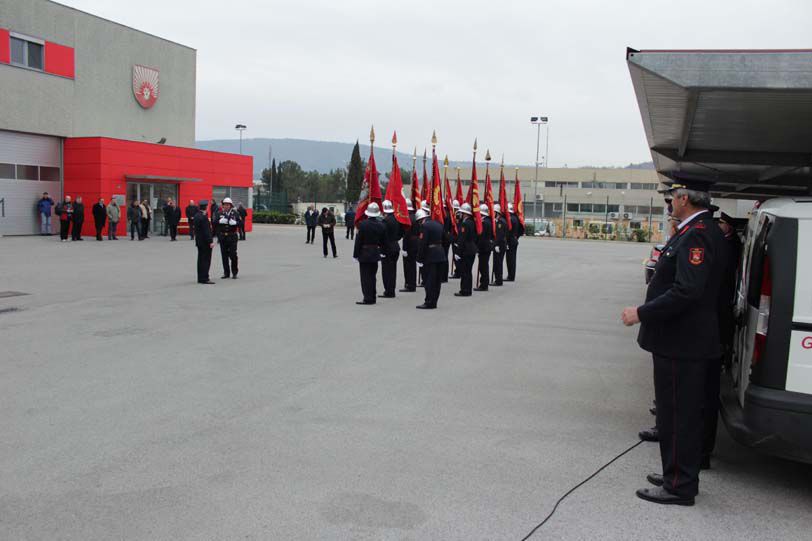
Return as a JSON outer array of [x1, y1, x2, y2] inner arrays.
[[637, 211, 726, 360]]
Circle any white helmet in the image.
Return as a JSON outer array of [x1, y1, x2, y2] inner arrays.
[[452, 199, 460, 210], [382, 200, 394, 214], [458, 203, 473, 216], [508, 202, 515, 213], [421, 200, 430, 212], [479, 204, 490, 215], [365, 202, 381, 218], [406, 199, 414, 211], [222, 197, 233, 205], [415, 209, 429, 221], [494, 204, 502, 215]]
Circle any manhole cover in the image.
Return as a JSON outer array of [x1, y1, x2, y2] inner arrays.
[[0, 291, 29, 299]]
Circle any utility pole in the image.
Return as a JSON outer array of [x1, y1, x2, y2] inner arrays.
[[530, 116, 549, 228]]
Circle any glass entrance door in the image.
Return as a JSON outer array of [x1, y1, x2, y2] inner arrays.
[[126, 182, 179, 235]]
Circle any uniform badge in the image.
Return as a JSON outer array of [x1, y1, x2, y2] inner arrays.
[[694, 221, 706, 230], [689, 248, 704, 265]]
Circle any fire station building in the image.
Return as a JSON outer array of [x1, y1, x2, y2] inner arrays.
[[0, 0, 252, 236]]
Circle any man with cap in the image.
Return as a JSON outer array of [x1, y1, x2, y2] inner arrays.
[[417, 200, 431, 287], [622, 180, 725, 506], [353, 202, 386, 305], [475, 204, 494, 291], [400, 199, 418, 293], [492, 204, 508, 286], [214, 197, 242, 279], [379, 200, 403, 298], [193, 200, 215, 284], [317, 207, 338, 258], [449, 199, 461, 279], [416, 209, 445, 309], [506, 202, 524, 281], [453, 203, 478, 297]]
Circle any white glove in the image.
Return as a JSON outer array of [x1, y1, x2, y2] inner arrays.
[[454, 255, 461, 261], [380, 253, 386, 259], [218, 217, 228, 224], [401, 250, 408, 258], [417, 262, 424, 268], [228, 219, 237, 226], [494, 246, 500, 253]]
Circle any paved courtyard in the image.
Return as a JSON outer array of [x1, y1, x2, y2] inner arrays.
[[1, 225, 811, 540]]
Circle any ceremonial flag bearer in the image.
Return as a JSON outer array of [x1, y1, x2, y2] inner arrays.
[[415, 209, 445, 309]]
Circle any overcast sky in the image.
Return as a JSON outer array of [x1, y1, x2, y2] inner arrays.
[[63, 0, 811, 167]]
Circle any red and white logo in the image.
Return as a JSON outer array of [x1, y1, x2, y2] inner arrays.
[[802, 336, 812, 350], [132, 65, 159, 109]]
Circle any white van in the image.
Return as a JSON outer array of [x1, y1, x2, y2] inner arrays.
[[722, 198, 812, 463]]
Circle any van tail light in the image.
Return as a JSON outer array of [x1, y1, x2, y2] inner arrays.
[[752, 255, 772, 365]]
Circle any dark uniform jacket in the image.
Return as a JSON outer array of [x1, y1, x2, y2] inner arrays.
[[237, 206, 248, 221], [317, 211, 336, 229], [494, 216, 507, 251], [345, 210, 356, 225], [454, 217, 478, 257], [214, 208, 241, 238], [508, 214, 524, 246], [304, 210, 318, 227], [185, 204, 199, 220], [165, 206, 182, 226], [403, 212, 419, 257], [353, 218, 386, 263], [92, 203, 106, 226], [417, 219, 447, 264], [193, 212, 213, 246], [478, 216, 494, 253], [382, 214, 403, 256], [72, 202, 85, 224], [637, 211, 725, 360]]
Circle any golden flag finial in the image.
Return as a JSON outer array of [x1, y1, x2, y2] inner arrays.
[[485, 149, 491, 162], [443, 155, 449, 167], [423, 148, 427, 162], [456, 166, 461, 172], [473, 138, 478, 152], [392, 131, 398, 147], [431, 130, 437, 147], [370, 125, 375, 144]]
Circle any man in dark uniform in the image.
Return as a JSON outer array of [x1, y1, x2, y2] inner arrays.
[[400, 199, 418, 293], [506, 202, 524, 281], [71, 196, 85, 241], [440, 203, 452, 284], [92, 197, 107, 241], [416, 209, 445, 309], [622, 180, 724, 506], [185, 200, 199, 240], [237, 203, 248, 240], [492, 204, 507, 286], [345, 207, 356, 239], [304, 205, 318, 244], [353, 202, 386, 305], [193, 200, 215, 284], [165, 199, 182, 241], [453, 203, 477, 297], [475, 204, 494, 292], [380, 200, 403, 298], [214, 197, 241, 279], [449, 199, 461, 279]]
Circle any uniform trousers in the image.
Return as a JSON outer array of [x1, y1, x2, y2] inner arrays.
[[440, 246, 449, 283], [702, 357, 723, 460], [71, 221, 83, 240], [381, 252, 399, 295], [306, 226, 316, 243], [197, 244, 213, 282], [220, 235, 239, 277], [402, 254, 416, 290], [459, 254, 475, 295], [450, 245, 460, 278], [653, 354, 706, 498], [477, 251, 490, 290], [422, 262, 442, 307], [506, 243, 518, 280], [346, 226, 354, 239], [359, 262, 378, 303], [493, 248, 505, 284], [169, 224, 178, 240], [322, 229, 337, 256]]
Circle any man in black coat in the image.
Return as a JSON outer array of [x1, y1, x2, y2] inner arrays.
[[400, 199, 418, 292], [475, 204, 494, 291], [165, 199, 182, 241], [193, 200, 215, 284], [506, 203, 524, 281], [185, 200, 199, 240], [492, 204, 508, 286], [453, 203, 478, 297], [71, 196, 85, 241], [353, 202, 386, 305], [449, 200, 461, 278], [237, 203, 248, 240], [345, 207, 356, 239], [92, 197, 107, 241], [416, 210, 446, 309], [440, 205, 452, 284], [304, 205, 318, 244], [622, 180, 725, 507], [379, 200, 403, 298], [317, 207, 337, 258]]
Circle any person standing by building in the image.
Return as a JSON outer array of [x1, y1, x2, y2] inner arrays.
[[138, 200, 149, 239], [142, 199, 152, 238], [37, 192, 54, 235], [492, 204, 507, 286], [55, 195, 74, 242], [621, 180, 724, 507], [214, 197, 241, 279], [129, 201, 143, 240], [92, 197, 107, 241], [345, 207, 356, 239], [317, 207, 338, 258], [453, 203, 477, 297], [237, 202, 248, 240], [353, 202, 385, 305], [194, 200, 215, 284], [416, 209, 445, 310], [506, 202, 524, 281], [106, 198, 120, 240], [379, 200, 403, 298], [165, 199, 181, 241], [304, 205, 318, 244], [474, 204, 493, 291], [71, 196, 85, 241], [400, 199, 418, 292], [185, 199, 199, 240]]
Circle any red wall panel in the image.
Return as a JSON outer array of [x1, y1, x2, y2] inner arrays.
[[0, 29, 9, 63], [44, 41, 75, 79]]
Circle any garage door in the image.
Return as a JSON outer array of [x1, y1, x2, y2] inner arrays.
[[0, 131, 62, 236]]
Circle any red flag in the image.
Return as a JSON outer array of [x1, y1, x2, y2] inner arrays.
[[484, 167, 496, 236], [430, 149, 445, 223], [410, 167, 421, 209], [421, 153, 429, 203], [513, 168, 525, 227], [355, 146, 382, 227], [455, 169, 464, 204], [386, 152, 411, 229], [444, 162, 458, 236], [499, 166, 512, 231], [468, 159, 483, 235]]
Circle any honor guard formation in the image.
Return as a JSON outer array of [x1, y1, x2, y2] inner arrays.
[[350, 129, 526, 309]]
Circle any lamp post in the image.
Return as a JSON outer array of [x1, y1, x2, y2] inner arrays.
[[530, 116, 549, 228], [235, 124, 247, 154]]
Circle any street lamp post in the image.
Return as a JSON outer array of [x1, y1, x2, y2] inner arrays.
[[235, 124, 247, 154], [530, 116, 549, 228]]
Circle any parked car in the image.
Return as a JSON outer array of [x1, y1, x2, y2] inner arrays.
[[644, 244, 665, 284]]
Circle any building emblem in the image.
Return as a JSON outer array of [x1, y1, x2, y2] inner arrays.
[[132, 65, 159, 109]]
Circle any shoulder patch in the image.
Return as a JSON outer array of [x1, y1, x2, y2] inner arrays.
[[694, 221, 706, 230], [689, 247, 704, 265]]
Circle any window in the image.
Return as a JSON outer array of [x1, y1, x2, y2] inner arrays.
[[631, 183, 657, 190], [213, 186, 250, 207], [593, 204, 606, 214], [544, 181, 557, 188], [581, 182, 594, 189], [16, 165, 39, 180], [545, 181, 578, 188], [567, 203, 579, 213], [40, 167, 60, 182], [572, 219, 583, 227], [0, 163, 15, 179], [630, 221, 642, 229], [652, 206, 664, 215], [636, 205, 651, 215], [580, 203, 593, 213], [607, 204, 620, 213], [10, 35, 44, 71]]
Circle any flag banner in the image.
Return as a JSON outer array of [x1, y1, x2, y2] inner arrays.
[[484, 168, 496, 236], [469, 160, 483, 235], [410, 167, 421, 210], [444, 164, 458, 236], [455, 169, 464, 204], [499, 167, 512, 231], [430, 150, 445, 223], [421, 156, 429, 203], [386, 153, 411, 229], [355, 147, 382, 227], [513, 168, 525, 227]]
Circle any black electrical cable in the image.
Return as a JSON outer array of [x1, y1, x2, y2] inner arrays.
[[519, 440, 644, 540]]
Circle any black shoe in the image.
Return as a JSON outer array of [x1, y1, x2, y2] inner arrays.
[[491, 282, 503, 286], [416, 304, 436, 309], [473, 287, 488, 292], [454, 292, 471, 297], [639, 427, 659, 442], [333, 255, 338, 258], [221, 275, 230, 279], [700, 456, 711, 470], [505, 278, 515, 282], [232, 274, 238, 279], [399, 288, 416, 293], [450, 275, 460, 279], [199, 280, 216, 285], [646, 473, 664, 487], [356, 300, 375, 305], [324, 254, 328, 258], [650, 407, 657, 416], [378, 294, 395, 298], [635, 487, 694, 506]]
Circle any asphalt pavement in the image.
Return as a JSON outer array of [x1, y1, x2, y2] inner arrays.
[[1, 225, 810, 540]]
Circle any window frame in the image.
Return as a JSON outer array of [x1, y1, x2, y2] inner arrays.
[[9, 32, 45, 72]]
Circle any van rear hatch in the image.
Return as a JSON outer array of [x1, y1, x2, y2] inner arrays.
[[787, 219, 812, 393]]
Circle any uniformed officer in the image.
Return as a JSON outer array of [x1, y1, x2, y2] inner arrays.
[[380, 200, 403, 298], [622, 180, 724, 506], [400, 199, 418, 292], [505, 202, 524, 281], [417, 200, 431, 287], [416, 209, 446, 309], [440, 203, 452, 284], [353, 202, 386, 305], [193, 200, 215, 284], [475, 204, 493, 292], [214, 197, 242, 279], [453, 203, 477, 297], [492, 204, 507, 286], [449, 199, 461, 279]]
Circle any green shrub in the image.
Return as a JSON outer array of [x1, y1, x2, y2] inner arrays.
[[631, 228, 650, 242], [524, 223, 535, 236], [252, 211, 297, 224]]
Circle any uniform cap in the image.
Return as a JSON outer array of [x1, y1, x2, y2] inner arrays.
[[452, 199, 460, 209], [507, 202, 515, 213], [365, 202, 382, 217], [415, 209, 429, 221], [458, 203, 473, 216], [382, 200, 394, 214], [494, 203, 502, 214], [479, 204, 490, 215], [421, 200, 430, 212], [222, 197, 233, 205], [657, 179, 714, 194], [406, 199, 414, 211]]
